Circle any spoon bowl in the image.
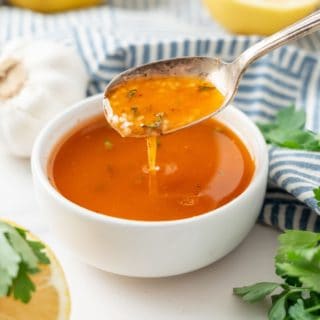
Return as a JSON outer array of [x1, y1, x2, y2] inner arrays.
[[103, 57, 235, 135], [104, 10, 320, 136]]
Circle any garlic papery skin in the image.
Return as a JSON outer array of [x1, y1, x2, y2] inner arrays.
[[0, 40, 88, 158]]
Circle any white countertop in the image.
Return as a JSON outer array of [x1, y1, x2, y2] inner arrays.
[[0, 141, 279, 320]]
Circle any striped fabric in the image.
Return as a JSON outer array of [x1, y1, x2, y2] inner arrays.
[[1, 0, 320, 231]]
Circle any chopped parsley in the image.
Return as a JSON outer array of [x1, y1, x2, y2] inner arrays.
[[198, 85, 215, 92], [130, 106, 139, 116], [104, 138, 113, 150], [127, 89, 137, 99]]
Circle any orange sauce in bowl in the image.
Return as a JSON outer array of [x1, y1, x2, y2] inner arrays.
[[50, 116, 255, 221]]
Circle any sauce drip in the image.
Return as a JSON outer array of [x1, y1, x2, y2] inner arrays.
[[146, 136, 158, 172], [146, 136, 158, 195]]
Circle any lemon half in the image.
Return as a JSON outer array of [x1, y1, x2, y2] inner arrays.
[[203, 0, 319, 35], [9, 0, 102, 13], [0, 221, 71, 320]]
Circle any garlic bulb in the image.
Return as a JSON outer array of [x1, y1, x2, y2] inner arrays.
[[0, 40, 88, 157]]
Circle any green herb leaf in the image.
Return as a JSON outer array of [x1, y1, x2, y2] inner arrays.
[[289, 299, 318, 320], [6, 229, 39, 270], [276, 105, 306, 130], [0, 232, 21, 278], [27, 241, 50, 265], [257, 123, 278, 135], [277, 248, 320, 292], [127, 89, 137, 99], [278, 230, 320, 248], [266, 130, 319, 150], [268, 295, 287, 320], [233, 282, 280, 303], [307, 292, 320, 310], [104, 138, 113, 150], [11, 263, 36, 303], [313, 187, 320, 207], [275, 231, 320, 292], [257, 105, 320, 151], [0, 221, 50, 303], [276, 230, 320, 263]]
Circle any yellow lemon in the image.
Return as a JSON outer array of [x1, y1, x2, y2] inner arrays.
[[0, 220, 71, 320], [203, 0, 319, 35], [9, 0, 102, 13]]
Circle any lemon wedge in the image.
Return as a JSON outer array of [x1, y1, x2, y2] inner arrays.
[[0, 221, 71, 320], [203, 0, 319, 35], [9, 0, 102, 13]]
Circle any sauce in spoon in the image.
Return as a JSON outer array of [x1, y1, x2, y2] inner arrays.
[[105, 75, 224, 138]]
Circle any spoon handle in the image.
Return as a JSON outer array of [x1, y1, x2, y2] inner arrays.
[[236, 10, 320, 71]]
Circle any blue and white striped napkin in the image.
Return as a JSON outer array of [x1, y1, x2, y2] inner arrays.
[[1, 0, 320, 231]]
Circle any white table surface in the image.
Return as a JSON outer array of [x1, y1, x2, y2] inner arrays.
[[0, 140, 280, 320]]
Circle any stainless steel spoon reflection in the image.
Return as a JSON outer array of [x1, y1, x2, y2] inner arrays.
[[104, 11, 320, 136]]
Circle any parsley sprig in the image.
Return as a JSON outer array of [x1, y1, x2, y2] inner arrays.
[[0, 221, 50, 303], [258, 105, 320, 151], [234, 230, 320, 320]]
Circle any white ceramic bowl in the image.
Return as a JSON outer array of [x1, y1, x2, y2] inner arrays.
[[32, 94, 268, 278]]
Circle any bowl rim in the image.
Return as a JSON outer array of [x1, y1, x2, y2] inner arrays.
[[31, 94, 268, 227]]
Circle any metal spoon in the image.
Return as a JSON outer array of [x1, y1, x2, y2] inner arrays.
[[104, 11, 320, 136]]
